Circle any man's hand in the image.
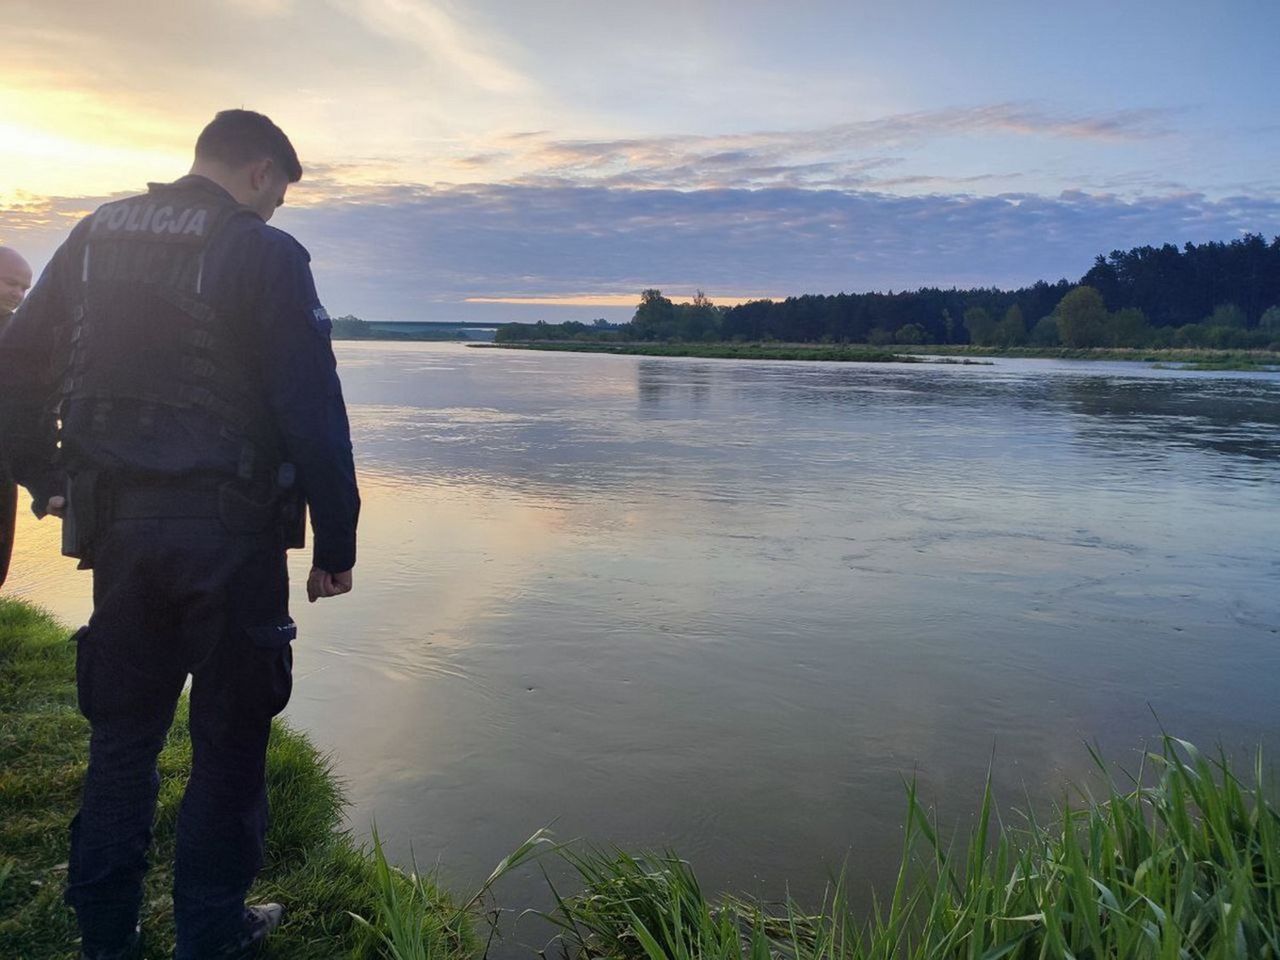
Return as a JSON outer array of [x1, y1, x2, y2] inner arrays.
[[46, 495, 66, 518], [307, 566, 352, 602]]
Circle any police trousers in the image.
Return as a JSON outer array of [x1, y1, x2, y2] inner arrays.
[[64, 513, 294, 958]]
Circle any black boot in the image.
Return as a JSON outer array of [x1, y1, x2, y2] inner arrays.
[[207, 903, 285, 959], [80, 926, 142, 960]]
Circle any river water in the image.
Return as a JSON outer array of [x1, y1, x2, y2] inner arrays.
[[7, 342, 1280, 948]]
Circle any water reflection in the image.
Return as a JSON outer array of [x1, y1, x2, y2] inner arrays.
[[5, 343, 1279, 954], [1056, 376, 1280, 462]]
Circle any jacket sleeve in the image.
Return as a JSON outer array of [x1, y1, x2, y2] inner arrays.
[[0, 232, 81, 514], [251, 228, 360, 573]]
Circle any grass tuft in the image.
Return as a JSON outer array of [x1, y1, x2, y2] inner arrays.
[[542, 739, 1280, 959], [0, 598, 470, 960]]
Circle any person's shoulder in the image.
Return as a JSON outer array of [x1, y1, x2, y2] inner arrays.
[[219, 221, 314, 295], [37, 212, 97, 281], [62, 205, 109, 246], [244, 222, 313, 266]]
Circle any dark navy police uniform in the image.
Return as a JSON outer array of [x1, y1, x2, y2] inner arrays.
[[0, 175, 359, 958]]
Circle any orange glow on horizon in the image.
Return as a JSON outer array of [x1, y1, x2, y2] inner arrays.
[[465, 293, 780, 307], [0, 80, 194, 204]]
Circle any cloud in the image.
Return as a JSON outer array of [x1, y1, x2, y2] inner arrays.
[[8, 181, 1276, 321], [335, 0, 535, 96], [251, 101, 1180, 200], [263, 182, 1280, 319], [487, 103, 1175, 192]]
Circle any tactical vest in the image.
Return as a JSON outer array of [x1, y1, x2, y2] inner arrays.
[[62, 180, 273, 480]]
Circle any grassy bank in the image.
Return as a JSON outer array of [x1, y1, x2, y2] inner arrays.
[[892, 343, 1280, 369], [0, 598, 472, 960], [545, 739, 1280, 959], [480, 340, 1280, 369], [478, 343, 925, 363]]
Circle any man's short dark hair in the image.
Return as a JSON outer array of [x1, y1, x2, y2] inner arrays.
[[195, 109, 303, 183]]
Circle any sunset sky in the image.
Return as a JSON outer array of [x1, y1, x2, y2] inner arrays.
[[3, 0, 1279, 322]]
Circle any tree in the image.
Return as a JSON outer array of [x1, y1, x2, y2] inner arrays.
[[1173, 323, 1209, 348], [1109, 307, 1151, 347], [1205, 303, 1247, 328], [1053, 286, 1108, 347], [330, 314, 370, 338], [1028, 315, 1060, 346], [994, 305, 1026, 347], [675, 290, 721, 341], [1260, 306, 1280, 333], [963, 306, 996, 346], [631, 289, 676, 340], [895, 322, 925, 344], [701, 234, 1280, 346]]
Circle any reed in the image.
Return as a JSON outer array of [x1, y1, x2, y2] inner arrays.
[[540, 738, 1280, 959]]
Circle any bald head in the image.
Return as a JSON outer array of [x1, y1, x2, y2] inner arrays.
[[0, 247, 33, 320]]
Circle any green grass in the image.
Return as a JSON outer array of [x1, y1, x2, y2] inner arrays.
[[480, 343, 918, 363], [542, 740, 1280, 959], [1173, 360, 1280, 372], [481, 340, 1280, 369], [891, 344, 1280, 368], [8, 596, 1280, 958], [0, 598, 471, 960]]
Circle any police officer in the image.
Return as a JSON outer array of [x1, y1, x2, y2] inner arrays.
[[0, 245, 34, 587], [0, 246, 33, 323], [0, 111, 360, 960]]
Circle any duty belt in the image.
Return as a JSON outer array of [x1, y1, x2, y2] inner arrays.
[[111, 485, 223, 520]]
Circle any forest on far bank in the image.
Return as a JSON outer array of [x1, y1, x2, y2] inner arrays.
[[495, 233, 1280, 350]]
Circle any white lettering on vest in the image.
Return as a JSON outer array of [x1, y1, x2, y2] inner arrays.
[[91, 206, 115, 232], [151, 207, 174, 234], [107, 205, 131, 230], [183, 209, 208, 236], [171, 209, 192, 235]]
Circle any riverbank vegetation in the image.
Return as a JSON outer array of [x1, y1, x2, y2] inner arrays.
[[480, 342, 927, 363], [494, 235, 1280, 363], [6, 598, 1278, 958], [541, 736, 1280, 958], [481, 340, 1280, 370], [0, 599, 471, 960], [331, 316, 466, 342]]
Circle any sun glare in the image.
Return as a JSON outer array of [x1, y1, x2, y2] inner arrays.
[[0, 121, 186, 205]]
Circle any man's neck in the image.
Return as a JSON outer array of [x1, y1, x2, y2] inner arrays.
[[187, 164, 244, 203]]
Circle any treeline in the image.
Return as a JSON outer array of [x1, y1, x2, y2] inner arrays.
[[493, 234, 1280, 349], [331, 315, 460, 341], [331, 314, 380, 338], [491, 318, 616, 341]]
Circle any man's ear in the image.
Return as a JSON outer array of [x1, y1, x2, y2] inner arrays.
[[249, 157, 276, 191]]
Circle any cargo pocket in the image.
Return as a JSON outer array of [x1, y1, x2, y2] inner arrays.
[[246, 616, 296, 718], [70, 625, 94, 721]]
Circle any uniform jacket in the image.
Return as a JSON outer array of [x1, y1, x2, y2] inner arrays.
[[0, 175, 360, 573]]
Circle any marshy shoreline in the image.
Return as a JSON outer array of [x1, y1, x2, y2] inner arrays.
[[474, 339, 1280, 370]]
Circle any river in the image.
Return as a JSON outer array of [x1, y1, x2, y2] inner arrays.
[[7, 342, 1279, 950]]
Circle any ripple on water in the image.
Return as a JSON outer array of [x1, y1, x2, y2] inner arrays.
[[10, 344, 1280, 924]]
